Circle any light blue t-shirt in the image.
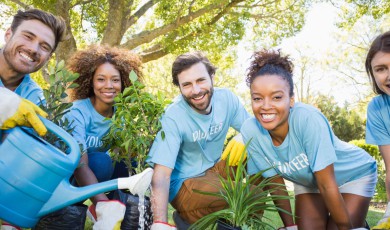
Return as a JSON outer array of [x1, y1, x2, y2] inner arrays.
[[242, 103, 377, 188], [366, 94, 390, 146], [147, 88, 250, 201], [63, 98, 111, 154], [0, 74, 45, 105]]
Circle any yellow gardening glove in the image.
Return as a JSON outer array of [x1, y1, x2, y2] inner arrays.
[[373, 217, 390, 229], [373, 202, 390, 229], [1, 98, 47, 136], [221, 133, 246, 166]]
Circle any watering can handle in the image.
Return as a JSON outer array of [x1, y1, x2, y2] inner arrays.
[[39, 116, 81, 162]]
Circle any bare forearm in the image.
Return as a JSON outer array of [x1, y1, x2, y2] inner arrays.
[[269, 185, 294, 226], [320, 187, 351, 230], [151, 178, 170, 222], [74, 165, 108, 204]]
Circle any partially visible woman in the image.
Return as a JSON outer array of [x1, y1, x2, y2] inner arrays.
[[36, 45, 143, 229], [240, 49, 377, 230], [365, 30, 390, 227]]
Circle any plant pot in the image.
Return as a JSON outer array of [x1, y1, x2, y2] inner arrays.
[[216, 219, 241, 230], [111, 190, 152, 229]]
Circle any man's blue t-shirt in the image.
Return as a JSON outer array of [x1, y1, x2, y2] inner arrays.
[[63, 98, 111, 154], [147, 88, 250, 202], [0, 74, 45, 105], [242, 103, 377, 188], [366, 94, 390, 146]]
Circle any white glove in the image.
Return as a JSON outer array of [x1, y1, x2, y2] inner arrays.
[[0, 87, 47, 136], [151, 222, 177, 230], [278, 225, 298, 230], [93, 200, 126, 230], [118, 167, 153, 195]]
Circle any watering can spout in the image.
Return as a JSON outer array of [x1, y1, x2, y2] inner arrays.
[[38, 168, 153, 217], [38, 179, 118, 216]]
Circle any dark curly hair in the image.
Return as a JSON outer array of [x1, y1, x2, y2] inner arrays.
[[67, 45, 143, 101], [246, 49, 294, 97], [365, 30, 390, 95]]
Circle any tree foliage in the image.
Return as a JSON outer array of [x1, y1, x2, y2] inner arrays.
[[313, 94, 365, 142], [2, 0, 309, 63], [336, 0, 390, 29]]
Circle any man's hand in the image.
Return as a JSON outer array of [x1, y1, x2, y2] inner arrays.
[[93, 200, 126, 230], [221, 133, 246, 166], [151, 222, 177, 230], [0, 89, 47, 136]]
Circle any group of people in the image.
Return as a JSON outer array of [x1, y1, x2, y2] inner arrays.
[[1, 7, 390, 230]]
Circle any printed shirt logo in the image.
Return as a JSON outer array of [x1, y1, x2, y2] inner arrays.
[[86, 135, 103, 148], [272, 153, 309, 176], [192, 122, 223, 142]]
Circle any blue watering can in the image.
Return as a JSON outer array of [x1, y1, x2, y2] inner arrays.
[[0, 118, 153, 228]]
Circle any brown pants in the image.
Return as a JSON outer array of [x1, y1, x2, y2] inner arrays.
[[170, 160, 234, 224]]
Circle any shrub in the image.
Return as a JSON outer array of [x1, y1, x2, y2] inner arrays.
[[349, 139, 386, 202], [104, 71, 171, 174], [39, 60, 80, 152]]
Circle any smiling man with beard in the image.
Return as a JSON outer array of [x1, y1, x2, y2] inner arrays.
[[0, 8, 66, 105], [147, 51, 250, 230], [0, 8, 66, 230]]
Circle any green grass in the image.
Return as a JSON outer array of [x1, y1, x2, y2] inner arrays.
[[1, 201, 384, 229]]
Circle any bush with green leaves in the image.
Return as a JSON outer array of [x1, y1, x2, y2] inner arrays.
[[104, 71, 171, 174], [39, 60, 80, 152], [190, 142, 294, 229], [349, 139, 385, 202]]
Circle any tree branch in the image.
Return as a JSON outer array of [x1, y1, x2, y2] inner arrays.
[[126, 0, 159, 28], [71, 0, 95, 7], [141, 48, 168, 63], [121, 2, 224, 50], [9, 0, 31, 9], [139, 0, 245, 62]]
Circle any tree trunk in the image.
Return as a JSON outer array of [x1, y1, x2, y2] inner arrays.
[[54, 0, 77, 63], [101, 0, 127, 46]]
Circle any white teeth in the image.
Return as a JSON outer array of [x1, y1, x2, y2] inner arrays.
[[193, 95, 204, 100], [20, 52, 33, 62], [262, 114, 275, 120]]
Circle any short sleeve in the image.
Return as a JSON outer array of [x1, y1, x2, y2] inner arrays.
[[366, 98, 390, 145], [293, 108, 337, 173], [147, 116, 182, 169]]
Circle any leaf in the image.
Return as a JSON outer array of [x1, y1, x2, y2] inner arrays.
[[68, 83, 79, 89], [129, 70, 138, 83], [56, 60, 65, 71]]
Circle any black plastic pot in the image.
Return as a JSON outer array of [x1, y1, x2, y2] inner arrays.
[[112, 190, 153, 230], [216, 219, 241, 230]]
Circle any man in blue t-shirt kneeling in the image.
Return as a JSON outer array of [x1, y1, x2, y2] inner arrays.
[[147, 51, 250, 230]]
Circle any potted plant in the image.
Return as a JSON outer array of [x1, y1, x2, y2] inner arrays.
[[190, 142, 294, 230], [103, 70, 170, 229]]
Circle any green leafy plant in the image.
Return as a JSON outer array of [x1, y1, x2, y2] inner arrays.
[[104, 70, 171, 174], [39, 60, 80, 152], [349, 139, 386, 202], [190, 142, 294, 230]]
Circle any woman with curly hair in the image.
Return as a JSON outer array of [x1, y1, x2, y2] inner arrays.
[[240, 49, 377, 230], [47, 45, 142, 228]]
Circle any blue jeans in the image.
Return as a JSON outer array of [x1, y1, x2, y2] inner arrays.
[[87, 151, 130, 182]]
